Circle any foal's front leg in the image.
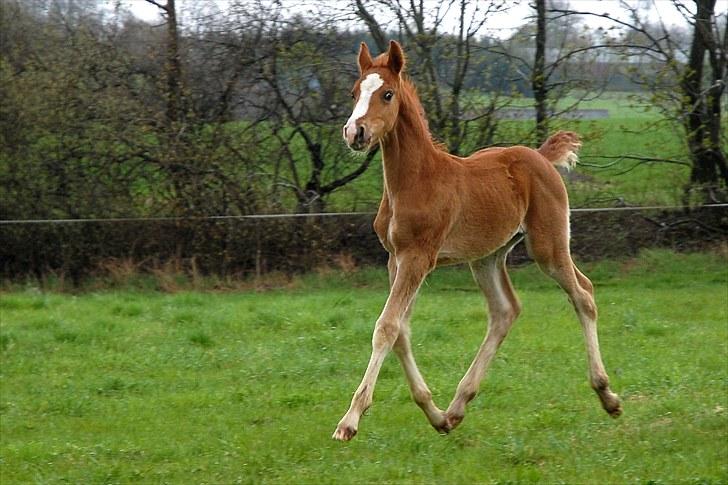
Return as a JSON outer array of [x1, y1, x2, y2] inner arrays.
[[333, 252, 433, 441], [384, 255, 446, 430]]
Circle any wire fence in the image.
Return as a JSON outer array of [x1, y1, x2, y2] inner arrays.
[[1, 204, 727, 225], [1, 204, 726, 283]]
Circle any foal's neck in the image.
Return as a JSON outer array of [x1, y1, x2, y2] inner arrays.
[[380, 80, 442, 195]]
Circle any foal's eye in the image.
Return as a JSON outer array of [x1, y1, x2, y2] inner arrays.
[[383, 90, 394, 102]]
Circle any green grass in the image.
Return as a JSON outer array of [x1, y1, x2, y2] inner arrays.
[[1, 250, 726, 483], [466, 91, 658, 118]]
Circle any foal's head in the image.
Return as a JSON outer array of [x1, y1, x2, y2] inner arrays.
[[343, 40, 405, 151]]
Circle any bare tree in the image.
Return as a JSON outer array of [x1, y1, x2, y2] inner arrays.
[[218, 5, 380, 212], [681, 0, 727, 199], [533, 0, 548, 142], [489, 0, 617, 143], [550, 0, 727, 201]]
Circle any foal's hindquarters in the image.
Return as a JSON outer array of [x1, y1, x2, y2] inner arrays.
[[436, 149, 622, 432]]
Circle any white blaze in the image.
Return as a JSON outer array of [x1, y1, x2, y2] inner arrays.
[[344, 73, 384, 140]]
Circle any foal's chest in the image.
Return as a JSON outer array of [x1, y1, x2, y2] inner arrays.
[[374, 201, 454, 255]]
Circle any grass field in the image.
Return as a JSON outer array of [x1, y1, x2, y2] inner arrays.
[[1, 250, 726, 483]]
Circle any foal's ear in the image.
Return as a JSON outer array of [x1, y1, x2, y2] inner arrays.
[[387, 40, 405, 74], [358, 42, 373, 74]]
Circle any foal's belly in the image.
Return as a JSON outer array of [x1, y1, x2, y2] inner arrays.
[[436, 217, 523, 265], [375, 195, 525, 265]]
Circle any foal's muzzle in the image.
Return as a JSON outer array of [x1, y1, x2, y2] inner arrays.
[[343, 122, 371, 151]]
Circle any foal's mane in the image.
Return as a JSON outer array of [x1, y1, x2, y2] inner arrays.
[[371, 53, 445, 153]]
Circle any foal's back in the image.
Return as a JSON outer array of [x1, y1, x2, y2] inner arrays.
[[461, 144, 569, 208], [438, 145, 569, 263]]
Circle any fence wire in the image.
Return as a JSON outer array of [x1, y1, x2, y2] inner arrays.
[[1, 204, 727, 225], [1, 203, 725, 280]]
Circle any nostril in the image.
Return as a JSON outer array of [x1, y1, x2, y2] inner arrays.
[[356, 125, 365, 142]]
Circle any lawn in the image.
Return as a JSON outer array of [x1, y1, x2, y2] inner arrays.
[[1, 250, 726, 483]]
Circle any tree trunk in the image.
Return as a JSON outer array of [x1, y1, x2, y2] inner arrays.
[[164, 0, 183, 126], [532, 0, 548, 143], [682, 0, 727, 201], [445, 0, 468, 155]]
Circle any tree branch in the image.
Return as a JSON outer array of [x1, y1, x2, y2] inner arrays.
[[321, 148, 379, 194]]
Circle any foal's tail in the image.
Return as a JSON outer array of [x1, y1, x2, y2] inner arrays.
[[537, 131, 581, 170]]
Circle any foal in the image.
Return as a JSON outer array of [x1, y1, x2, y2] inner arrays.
[[333, 40, 622, 441]]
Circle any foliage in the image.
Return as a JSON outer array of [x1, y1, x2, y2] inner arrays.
[[0, 0, 373, 218], [1, 250, 726, 482]]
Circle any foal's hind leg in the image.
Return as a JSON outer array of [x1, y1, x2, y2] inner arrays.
[[527, 235, 622, 417], [441, 242, 522, 433], [393, 309, 447, 430]]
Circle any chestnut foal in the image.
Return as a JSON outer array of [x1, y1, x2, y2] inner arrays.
[[333, 40, 622, 441]]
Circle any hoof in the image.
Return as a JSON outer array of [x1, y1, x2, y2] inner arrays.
[[433, 412, 463, 434], [607, 402, 623, 418], [433, 421, 451, 434], [445, 412, 464, 431], [599, 391, 623, 418], [332, 424, 357, 441]]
